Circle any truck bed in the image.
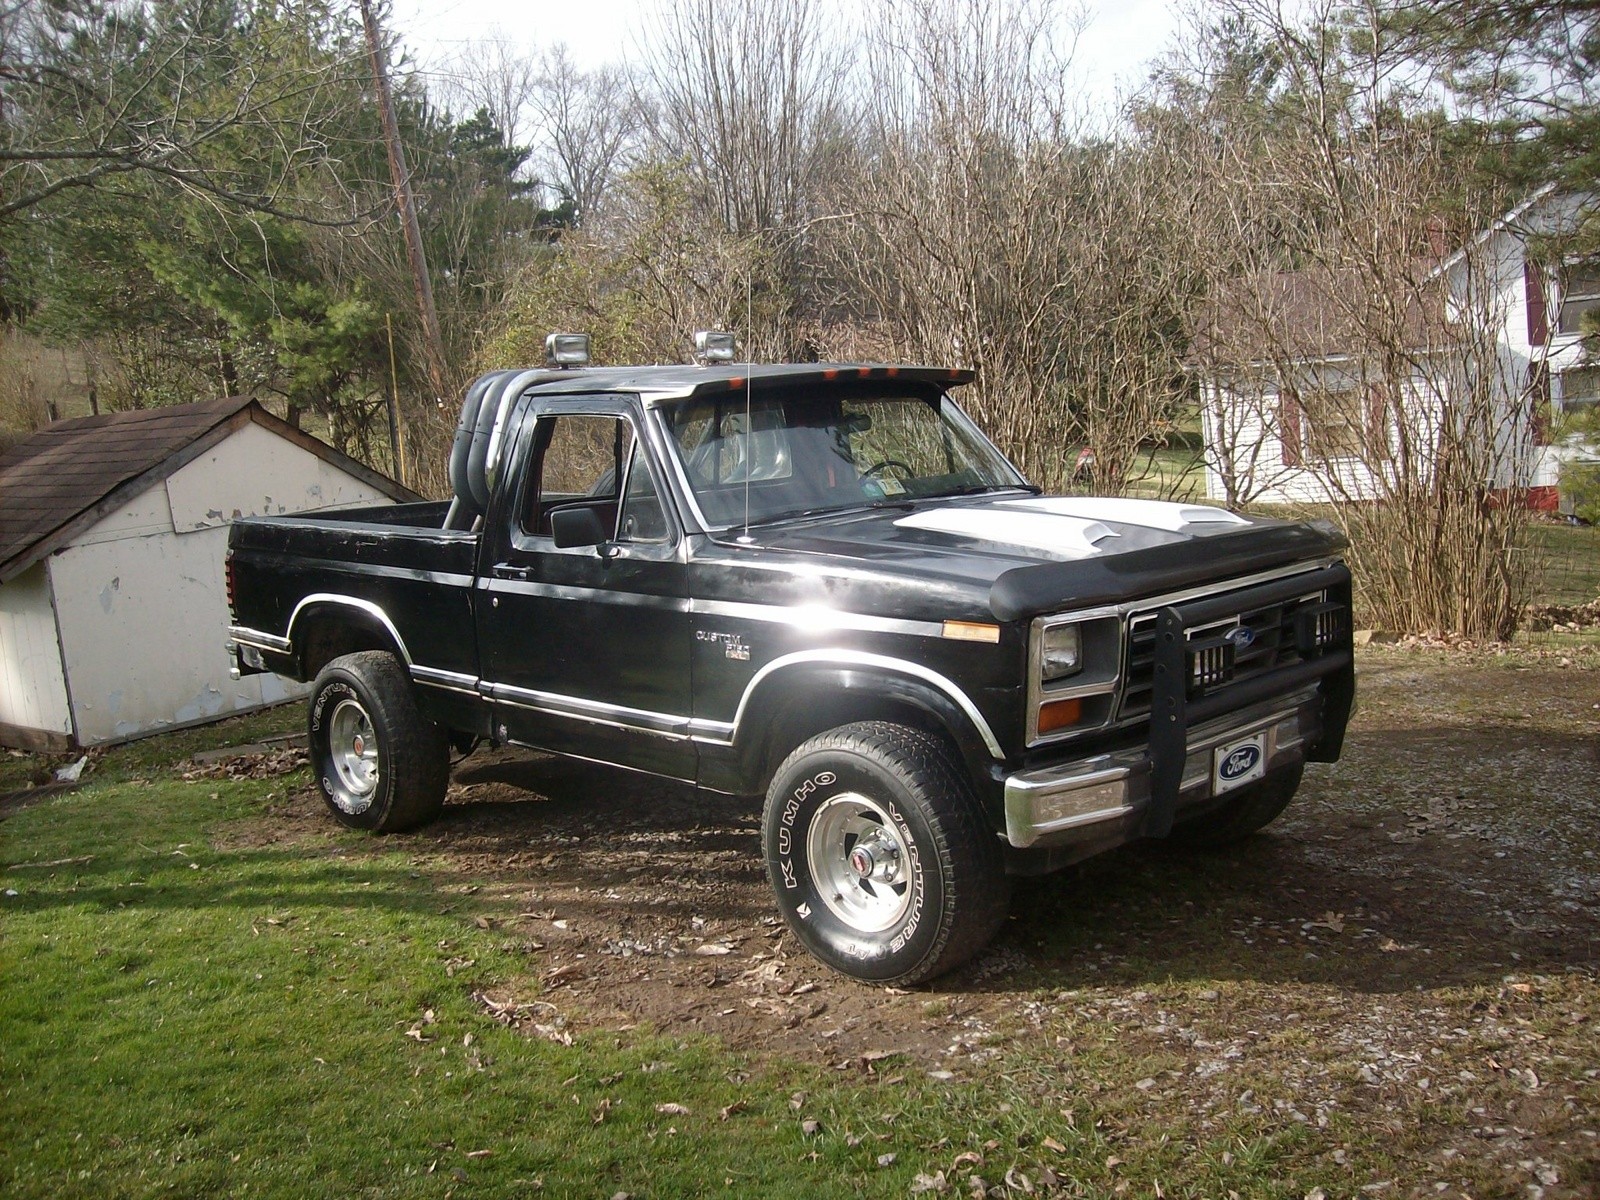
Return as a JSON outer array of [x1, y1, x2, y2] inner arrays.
[[228, 501, 482, 686]]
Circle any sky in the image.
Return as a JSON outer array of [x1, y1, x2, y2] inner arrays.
[[389, 0, 1186, 109]]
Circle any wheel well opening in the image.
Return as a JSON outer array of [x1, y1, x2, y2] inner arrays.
[[297, 613, 404, 680], [756, 688, 950, 791]]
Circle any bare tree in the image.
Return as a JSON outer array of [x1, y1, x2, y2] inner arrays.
[[531, 45, 640, 225], [640, 0, 847, 238], [813, 0, 1194, 492], [437, 28, 540, 154]]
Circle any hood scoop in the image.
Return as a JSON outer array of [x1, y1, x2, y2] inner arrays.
[[895, 507, 1120, 559], [996, 496, 1249, 531]]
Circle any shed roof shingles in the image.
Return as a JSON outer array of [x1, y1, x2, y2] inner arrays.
[[0, 395, 255, 577]]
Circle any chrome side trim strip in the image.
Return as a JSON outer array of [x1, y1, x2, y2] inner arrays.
[[229, 625, 290, 654], [696, 649, 1005, 759], [503, 737, 699, 786], [690, 598, 944, 638], [483, 681, 691, 739], [479, 577, 688, 611], [286, 594, 414, 666], [255, 559, 475, 589], [411, 665, 481, 696]]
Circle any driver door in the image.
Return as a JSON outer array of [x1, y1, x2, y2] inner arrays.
[[477, 398, 694, 780]]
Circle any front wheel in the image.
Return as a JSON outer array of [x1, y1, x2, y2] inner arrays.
[[763, 722, 1009, 986], [308, 651, 449, 833]]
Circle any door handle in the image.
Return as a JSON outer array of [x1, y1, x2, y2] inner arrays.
[[493, 565, 530, 581]]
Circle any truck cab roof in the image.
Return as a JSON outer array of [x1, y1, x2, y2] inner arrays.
[[505, 363, 976, 405]]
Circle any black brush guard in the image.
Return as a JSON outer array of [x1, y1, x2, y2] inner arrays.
[[1143, 564, 1355, 838]]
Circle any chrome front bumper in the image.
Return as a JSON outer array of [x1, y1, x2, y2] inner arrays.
[[1003, 691, 1320, 848]]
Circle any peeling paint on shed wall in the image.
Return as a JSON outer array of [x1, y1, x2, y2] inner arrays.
[[48, 421, 391, 745], [0, 561, 73, 739]]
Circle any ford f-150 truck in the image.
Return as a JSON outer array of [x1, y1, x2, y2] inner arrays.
[[226, 350, 1353, 985]]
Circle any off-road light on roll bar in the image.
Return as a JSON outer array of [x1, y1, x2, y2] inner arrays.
[[545, 332, 590, 367], [694, 330, 737, 363]]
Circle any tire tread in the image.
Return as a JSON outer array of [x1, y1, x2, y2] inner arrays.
[[767, 720, 1008, 986], [310, 651, 448, 833]]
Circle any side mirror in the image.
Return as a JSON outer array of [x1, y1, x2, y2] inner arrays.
[[550, 506, 609, 550]]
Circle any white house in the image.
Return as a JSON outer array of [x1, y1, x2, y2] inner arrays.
[[0, 396, 412, 750], [1195, 190, 1598, 510]]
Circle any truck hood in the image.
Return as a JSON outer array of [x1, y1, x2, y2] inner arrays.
[[733, 495, 1347, 622]]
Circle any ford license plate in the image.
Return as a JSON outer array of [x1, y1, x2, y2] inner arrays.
[[1213, 733, 1266, 794]]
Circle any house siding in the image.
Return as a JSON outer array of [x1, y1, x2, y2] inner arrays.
[[1203, 193, 1592, 506]]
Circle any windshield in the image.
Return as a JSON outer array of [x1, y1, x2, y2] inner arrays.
[[660, 389, 1028, 529]]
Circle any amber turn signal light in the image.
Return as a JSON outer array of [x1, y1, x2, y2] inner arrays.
[[1037, 697, 1083, 734]]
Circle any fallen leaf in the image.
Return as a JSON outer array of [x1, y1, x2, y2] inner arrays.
[[801, 1119, 820, 1136], [911, 1170, 949, 1194], [466, 1149, 493, 1159], [1005, 1166, 1034, 1193], [877, 1153, 897, 1168], [694, 942, 735, 956], [952, 1151, 983, 1169], [1042, 1137, 1067, 1154], [655, 1103, 691, 1116], [719, 1101, 746, 1121]]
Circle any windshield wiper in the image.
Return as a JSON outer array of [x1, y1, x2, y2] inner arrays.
[[748, 498, 914, 527], [931, 483, 1040, 499]]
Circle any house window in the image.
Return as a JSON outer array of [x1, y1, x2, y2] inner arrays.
[[1557, 263, 1600, 337], [1560, 367, 1600, 410], [1300, 385, 1366, 460]]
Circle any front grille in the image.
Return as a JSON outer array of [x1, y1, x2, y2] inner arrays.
[[1118, 589, 1329, 720]]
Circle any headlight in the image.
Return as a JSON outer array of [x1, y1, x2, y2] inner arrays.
[[1040, 624, 1082, 681]]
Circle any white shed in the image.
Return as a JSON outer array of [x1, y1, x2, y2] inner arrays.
[[0, 396, 413, 749]]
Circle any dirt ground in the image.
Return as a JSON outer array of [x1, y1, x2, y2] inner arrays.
[[219, 647, 1600, 1195]]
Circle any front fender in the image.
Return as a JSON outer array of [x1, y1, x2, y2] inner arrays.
[[702, 653, 1008, 815]]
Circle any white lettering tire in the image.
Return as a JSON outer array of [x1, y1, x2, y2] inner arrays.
[[308, 651, 449, 833], [763, 722, 1009, 985]]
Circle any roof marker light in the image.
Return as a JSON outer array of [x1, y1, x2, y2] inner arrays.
[[694, 330, 737, 363], [545, 332, 590, 367]]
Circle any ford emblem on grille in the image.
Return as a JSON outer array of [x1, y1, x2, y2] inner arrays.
[[1224, 625, 1256, 649], [1220, 744, 1262, 779]]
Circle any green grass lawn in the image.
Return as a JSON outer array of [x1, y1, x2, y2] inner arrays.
[[1529, 521, 1600, 607]]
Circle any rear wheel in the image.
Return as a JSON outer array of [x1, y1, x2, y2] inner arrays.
[[308, 651, 449, 833], [763, 721, 1009, 986], [1166, 764, 1304, 848]]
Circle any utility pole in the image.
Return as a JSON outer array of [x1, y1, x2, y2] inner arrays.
[[358, 0, 449, 406]]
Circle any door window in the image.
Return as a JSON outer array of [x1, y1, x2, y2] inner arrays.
[[522, 413, 671, 544]]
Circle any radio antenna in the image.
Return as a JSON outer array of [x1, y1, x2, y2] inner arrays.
[[737, 273, 755, 545]]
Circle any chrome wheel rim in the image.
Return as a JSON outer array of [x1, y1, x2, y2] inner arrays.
[[327, 698, 378, 813], [806, 792, 913, 933]]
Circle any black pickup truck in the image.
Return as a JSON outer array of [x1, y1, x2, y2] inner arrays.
[[227, 358, 1353, 984]]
